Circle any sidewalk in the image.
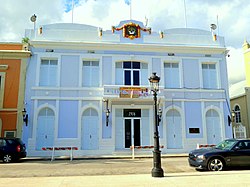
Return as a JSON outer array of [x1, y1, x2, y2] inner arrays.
[[1, 171, 250, 187]]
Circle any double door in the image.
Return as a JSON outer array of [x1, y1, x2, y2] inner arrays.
[[125, 119, 140, 148]]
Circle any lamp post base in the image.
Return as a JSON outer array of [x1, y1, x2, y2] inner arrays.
[[151, 150, 164, 177], [151, 167, 164, 177]]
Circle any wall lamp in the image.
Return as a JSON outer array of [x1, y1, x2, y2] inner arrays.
[[103, 99, 110, 126], [158, 108, 162, 125], [22, 108, 28, 126], [228, 110, 236, 126]]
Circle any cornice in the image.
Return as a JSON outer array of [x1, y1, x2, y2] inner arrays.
[[0, 50, 31, 58], [30, 41, 227, 54]]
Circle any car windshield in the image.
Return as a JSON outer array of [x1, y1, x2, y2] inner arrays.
[[215, 139, 238, 150]]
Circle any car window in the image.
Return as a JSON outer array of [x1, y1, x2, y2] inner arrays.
[[215, 139, 237, 150], [0, 139, 6, 146], [233, 141, 250, 150], [6, 139, 16, 145], [246, 142, 250, 149], [236, 142, 247, 149], [15, 138, 24, 145]]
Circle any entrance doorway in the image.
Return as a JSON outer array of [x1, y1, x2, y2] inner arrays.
[[125, 119, 141, 148]]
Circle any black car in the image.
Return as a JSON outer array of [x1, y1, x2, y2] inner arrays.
[[0, 138, 26, 163], [188, 139, 250, 171]]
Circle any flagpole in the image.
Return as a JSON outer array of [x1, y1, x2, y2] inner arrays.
[[184, 0, 187, 28], [130, 0, 132, 20], [72, 0, 74, 23], [217, 15, 219, 36]]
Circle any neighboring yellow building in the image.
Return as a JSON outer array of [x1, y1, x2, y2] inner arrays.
[[230, 39, 250, 138], [243, 40, 250, 86], [0, 43, 31, 138]]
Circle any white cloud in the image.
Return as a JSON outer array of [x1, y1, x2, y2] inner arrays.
[[227, 47, 245, 85]]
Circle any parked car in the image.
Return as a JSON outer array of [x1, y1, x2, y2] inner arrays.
[[0, 138, 26, 163], [188, 139, 250, 171]]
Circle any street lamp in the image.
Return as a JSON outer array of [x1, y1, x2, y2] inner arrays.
[[22, 108, 28, 126], [148, 72, 164, 177], [231, 110, 235, 122], [103, 99, 110, 126], [158, 108, 162, 124]]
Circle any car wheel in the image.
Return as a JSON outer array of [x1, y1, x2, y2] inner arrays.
[[208, 158, 224, 171], [3, 154, 12, 163]]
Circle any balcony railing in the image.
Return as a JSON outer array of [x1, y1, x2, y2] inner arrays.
[[104, 85, 151, 99]]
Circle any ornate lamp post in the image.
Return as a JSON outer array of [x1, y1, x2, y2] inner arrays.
[[148, 72, 164, 177]]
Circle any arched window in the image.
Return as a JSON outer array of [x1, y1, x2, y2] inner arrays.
[[36, 107, 55, 150], [166, 109, 183, 149], [38, 107, 54, 117], [234, 105, 241, 123], [81, 108, 99, 150], [82, 108, 98, 117], [205, 109, 221, 144]]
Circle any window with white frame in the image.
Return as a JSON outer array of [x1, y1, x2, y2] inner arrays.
[[115, 61, 148, 86], [82, 60, 99, 87], [202, 63, 217, 89], [234, 124, 246, 139], [234, 105, 241, 123], [0, 72, 6, 108], [164, 62, 180, 88], [4, 131, 16, 138], [39, 59, 58, 86]]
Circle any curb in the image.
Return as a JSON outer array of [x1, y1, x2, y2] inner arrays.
[[22, 153, 188, 162]]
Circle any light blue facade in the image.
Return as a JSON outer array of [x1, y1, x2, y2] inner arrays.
[[23, 20, 232, 156]]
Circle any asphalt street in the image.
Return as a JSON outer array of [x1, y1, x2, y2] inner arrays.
[[1, 157, 250, 187], [0, 157, 194, 178]]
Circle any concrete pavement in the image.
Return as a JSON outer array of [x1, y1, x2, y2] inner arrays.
[[1, 171, 250, 187], [1, 156, 250, 187]]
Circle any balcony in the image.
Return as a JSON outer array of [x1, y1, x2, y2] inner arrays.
[[103, 85, 151, 99]]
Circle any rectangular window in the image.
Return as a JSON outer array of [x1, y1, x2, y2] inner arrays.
[[115, 62, 123, 85], [0, 73, 6, 108], [164, 62, 180, 88], [4, 131, 16, 138], [133, 71, 139, 85], [82, 60, 99, 87], [202, 63, 217, 89], [122, 61, 146, 86], [235, 112, 241, 123], [124, 70, 131, 85], [140, 63, 148, 85], [115, 62, 148, 86], [39, 59, 58, 86]]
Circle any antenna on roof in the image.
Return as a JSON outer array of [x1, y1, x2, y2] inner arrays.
[[145, 16, 148, 27], [125, 0, 132, 20], [217, 15, 219, 37]]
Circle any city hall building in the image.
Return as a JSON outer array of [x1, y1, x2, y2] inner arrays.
[[23, 20, 232, 157]]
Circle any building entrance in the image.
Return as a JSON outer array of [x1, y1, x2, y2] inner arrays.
[[124, 109, 141, 148], [125, 119, 140, 148]]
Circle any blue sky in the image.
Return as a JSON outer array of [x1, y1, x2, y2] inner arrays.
[[0, 0, 248, 85], [64, 0, 80, 13]]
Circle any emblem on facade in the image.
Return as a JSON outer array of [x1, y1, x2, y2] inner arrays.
[[112, 22, 151, 40]]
